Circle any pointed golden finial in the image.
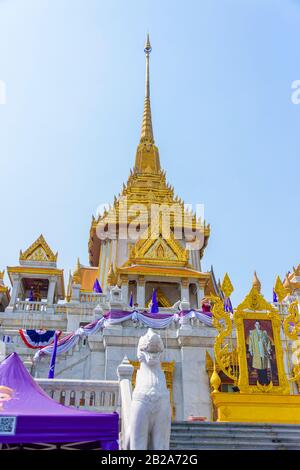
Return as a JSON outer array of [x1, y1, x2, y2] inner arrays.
[[221, 273, 234, 298], [283, 273, 292, 295], [72, 258, 81, 284], [107, 263, 117, 286], [274, 275, 287, 302], [140, 34, 154, 144], [252, 271, 261, 293], [210, 362, 221, 393], [134, 35, 160, 174]]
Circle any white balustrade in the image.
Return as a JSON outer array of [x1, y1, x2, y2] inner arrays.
[[12, 300, 68, 315], [79, 293, 106, 305], [14, 301, 48, 312], [36, 378, 120, 413]]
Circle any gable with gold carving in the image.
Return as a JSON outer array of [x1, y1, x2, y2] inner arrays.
[[19, 235, 58, 263], [128, 228, 189, 268]]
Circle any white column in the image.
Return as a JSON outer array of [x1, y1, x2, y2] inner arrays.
[[197, 283, 204, 309], [137, 277, 145, 309], [180, 279, 189, 302], [47, 277, 57, 305], [121, 281, 129, 305], [9, 274, 21, 307]]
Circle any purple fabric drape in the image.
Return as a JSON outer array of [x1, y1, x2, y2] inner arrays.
[[0, 353, 118, 447]]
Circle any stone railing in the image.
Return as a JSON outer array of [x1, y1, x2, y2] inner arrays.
[[14, 300, 48, 312], [13, 300, 68, 315], [79, 292, 107, 305], [36, 378, 120, 413]]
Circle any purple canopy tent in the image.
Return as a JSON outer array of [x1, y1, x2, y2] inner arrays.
[[0, 353, 118, 450]]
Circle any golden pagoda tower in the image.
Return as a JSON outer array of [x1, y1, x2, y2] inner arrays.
[[72, 36, 219, 309]]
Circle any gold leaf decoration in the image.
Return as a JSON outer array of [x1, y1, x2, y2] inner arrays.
[[221, 273, 234, 298]]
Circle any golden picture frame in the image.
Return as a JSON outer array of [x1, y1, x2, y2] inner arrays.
[[234, 287, 290, 395]]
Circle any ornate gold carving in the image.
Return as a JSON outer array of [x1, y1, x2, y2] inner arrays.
[[129, 229, 189, 267], [283, 301, 300, 341], [210, 296, 238, 383], [221, 273, 234, 298], [237, 286, 275, 312], [20, 234, 58, 263], [256, 381, 273, 393], [274, 276, 287, 302]]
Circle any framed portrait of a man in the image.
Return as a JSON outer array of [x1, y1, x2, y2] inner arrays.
[[234, 287, 290, 395], [244, 319, 278, 386]]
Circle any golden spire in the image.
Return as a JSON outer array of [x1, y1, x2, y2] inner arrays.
[[134, 35, 161, 174], [252, 271, 261, 293], [140, 34, 154, 144]]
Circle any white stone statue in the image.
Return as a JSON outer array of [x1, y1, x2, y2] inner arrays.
[[129, 328, 171, 450]]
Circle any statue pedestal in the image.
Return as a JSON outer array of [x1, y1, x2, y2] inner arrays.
[[212, 391, 300, 424]]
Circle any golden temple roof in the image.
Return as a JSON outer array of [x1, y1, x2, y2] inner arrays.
[[20, 234, 58, 263], [88, 37, 210, 275]]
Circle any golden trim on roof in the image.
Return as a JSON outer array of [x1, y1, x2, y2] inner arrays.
[[7, 266, 64, 277], [117, 264, 210, 279], [20, 234, 58, 263]]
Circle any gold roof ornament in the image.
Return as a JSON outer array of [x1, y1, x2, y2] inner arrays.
[[210, 363, 221, 393], [0, 270, 4, 282], [274, 275, 287, 302], [19, 234, 58, 263], [140, 33, 154, 145], [252, 271, 261, 293], [72, 258, 81, 285], [283, 273, 293, 295], [107, 263, 117, 286], [221, 273, 234, 298], [134, 34, 160, 174]]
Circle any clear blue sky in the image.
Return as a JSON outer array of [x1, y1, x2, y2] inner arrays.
[[1, 0, 300, 304]]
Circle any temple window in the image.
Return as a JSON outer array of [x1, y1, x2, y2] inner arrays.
[[59, 391, 66, 405], [79, 391, 85, 406], [89, 391, 95, 407], [70, 391, 76, 406]]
